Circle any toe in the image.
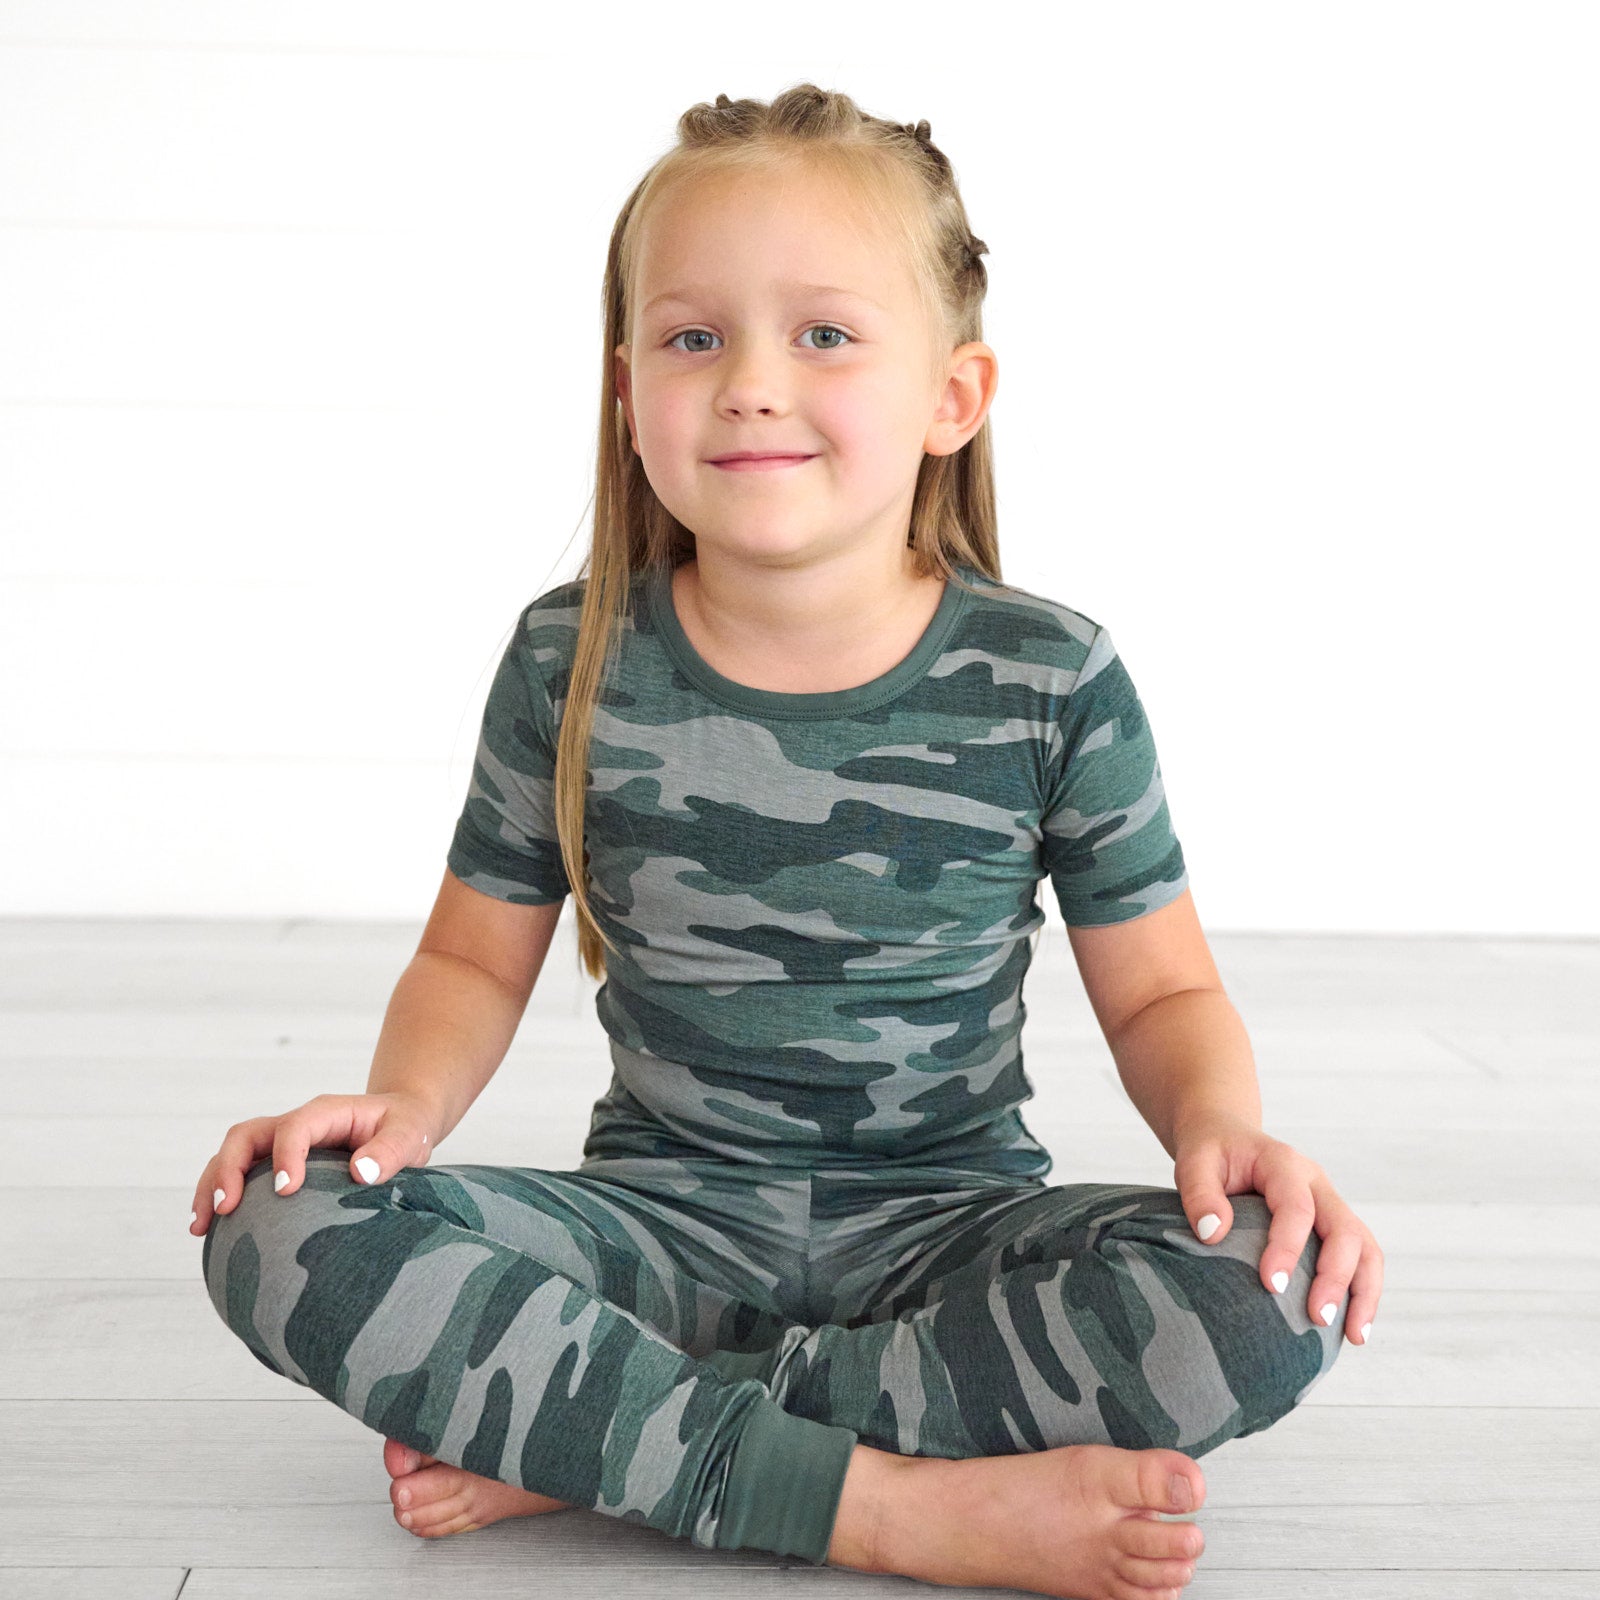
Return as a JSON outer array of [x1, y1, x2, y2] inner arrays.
[[1145, 1450, 1204, 1514], [408, 1488, 472, 1532], [1121, 1514, 1204, 1563], [393, 1463, 463, 1517], [390, 1477, 430, 1519], [1110, 1581, 1182, 1600], [1117, 1552, 1197, 1591], [384, 1437, 439, 1478], [428, 1509, 482, 1538]]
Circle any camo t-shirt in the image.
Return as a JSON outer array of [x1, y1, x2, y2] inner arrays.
[[446, 561, 1189, 1180]]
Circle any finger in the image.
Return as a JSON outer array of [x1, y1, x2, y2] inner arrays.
[[351, 1147, 386, 1186], [1172, 1154, 1232, 1245], [349, 1111, 425, 1189], [1189, 1203, 1229, 1243], [1303, 1216, 1363, 1331], [1344, 1241, 1385, 1345], [189, 1172, 218, 1234], [188, 1183, 221, 1235], [194, 1120, 268, 1232], [1258, 1174, 1318, 1297], [271, 1104, 325, 1199]]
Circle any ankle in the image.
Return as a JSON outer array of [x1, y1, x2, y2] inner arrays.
[[826, 1444, 916, 1573]]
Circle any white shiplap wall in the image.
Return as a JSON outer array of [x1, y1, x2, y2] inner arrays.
[[2, 3, 1595, 931]]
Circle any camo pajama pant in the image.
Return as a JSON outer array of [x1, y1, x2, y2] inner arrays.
[[201, 1109, 1344, 1567]]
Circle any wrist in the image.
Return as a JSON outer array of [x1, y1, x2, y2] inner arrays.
[[1172, 1106, 1261, 1152], [372, 1085, 450, 1144]]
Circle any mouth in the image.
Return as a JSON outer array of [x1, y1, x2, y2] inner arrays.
[[707, 455, 817, 472]]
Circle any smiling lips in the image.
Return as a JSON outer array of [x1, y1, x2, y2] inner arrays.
[[708, 454, 816, 472]]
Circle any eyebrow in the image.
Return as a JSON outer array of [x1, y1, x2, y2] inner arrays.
[[642, 283, 888, 315]]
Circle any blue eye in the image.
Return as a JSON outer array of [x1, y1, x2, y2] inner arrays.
[[667, 325, 853, 353], [801, 325, 851, 350]]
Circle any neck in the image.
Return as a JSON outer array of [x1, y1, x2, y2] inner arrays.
[[680, 543, 941, 660]]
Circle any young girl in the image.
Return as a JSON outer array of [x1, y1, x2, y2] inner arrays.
[[192, 84, 1383, 1600]]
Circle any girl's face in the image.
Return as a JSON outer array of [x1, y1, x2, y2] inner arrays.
[[616, 165, 988, 570]]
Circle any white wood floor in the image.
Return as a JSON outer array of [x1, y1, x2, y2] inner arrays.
[[2, 916, 1597, 1598]]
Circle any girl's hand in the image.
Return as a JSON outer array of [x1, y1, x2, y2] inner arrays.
[[1171, 1113, 1385, 1346], [189, 1091, 435, 1235]]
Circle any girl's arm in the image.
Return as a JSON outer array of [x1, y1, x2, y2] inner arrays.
[[1107, 987, 1262, 1160], [1066, 887, 1262, 1159], [364, 869, 568, 1150]]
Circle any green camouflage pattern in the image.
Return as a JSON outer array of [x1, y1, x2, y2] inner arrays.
[[201, 562, 1342, 1566], [447, 561, 1191, 1179], [202, 1148, 1342, 1562]]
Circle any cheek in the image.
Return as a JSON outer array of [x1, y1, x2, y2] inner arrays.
[[812, 388, 897, 457], [633, 388, 694, 456], [824, 365, 925, 442]]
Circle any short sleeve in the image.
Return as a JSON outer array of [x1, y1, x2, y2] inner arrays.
[[445, 616, 573, 905], [1040, 625, 1189, 926]]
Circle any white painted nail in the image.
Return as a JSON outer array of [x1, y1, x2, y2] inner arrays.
[[1320, 1303, 1337, 1326], [355, 1156, 380, 1184], [1270, 1270, 1289, 1294], [274, 1169, 290, 1193], [1196, 1213, 1220, 1241], [1361, 1322, 1373, 1343], [213, 1187, 226, 1210]]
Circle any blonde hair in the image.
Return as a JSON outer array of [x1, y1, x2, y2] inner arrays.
[[557, 82, 1003, 981]]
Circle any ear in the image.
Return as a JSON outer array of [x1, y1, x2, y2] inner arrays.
[[925, 340, 998, 457], [614, 343, 638, 452]]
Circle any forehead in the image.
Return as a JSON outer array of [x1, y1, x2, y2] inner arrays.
[[642, 279, 890, 316], [633, 167, 909, 313]]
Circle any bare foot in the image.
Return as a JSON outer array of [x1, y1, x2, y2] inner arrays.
[[830, 1440, 1207, 1600], [382, 1436, 573, 1539]]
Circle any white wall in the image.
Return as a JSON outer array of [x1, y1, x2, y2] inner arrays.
[[2, 2, 1594, 934]]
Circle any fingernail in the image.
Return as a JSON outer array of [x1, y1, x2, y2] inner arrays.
[[355, 1156, 380, 1184], [1168, 1473, 1192, 1511], [400, 1511, 413, 1527], [1270, 1270, 1289, 1294], [213, 1187, 226, 1210], [1196, 1213, 1220, 1242], [190, 1211, 197, 1227], [274, 1169, 290, 1193], [1320, 1303, 1337, 1326], [1361, 1321, 1373, 1344]]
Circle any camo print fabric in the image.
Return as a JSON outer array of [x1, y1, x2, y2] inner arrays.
[[202, 1147, 1343, 1562], [200, 563, 1340, 1568], [446, 560, 1191, 1181]]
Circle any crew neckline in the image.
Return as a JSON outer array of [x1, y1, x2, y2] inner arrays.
[[646, 560, 973, 720]]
